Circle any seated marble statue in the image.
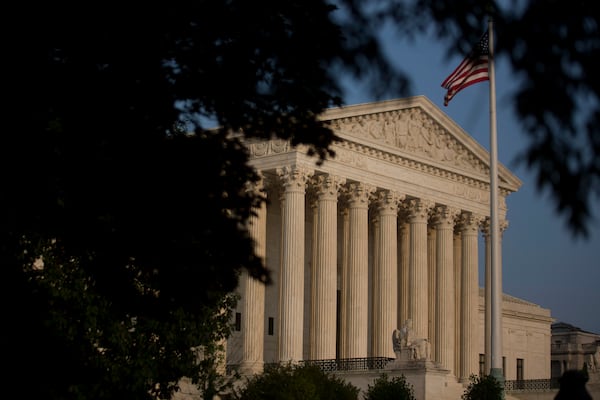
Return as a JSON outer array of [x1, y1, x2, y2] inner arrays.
[[391, 319, 431, 361], [392, 329, 402, 357], [411, 338, 431, 361], [400, 319, 413, 348]]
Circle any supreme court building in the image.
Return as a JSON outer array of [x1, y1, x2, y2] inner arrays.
[[225, 96, 553, 395]]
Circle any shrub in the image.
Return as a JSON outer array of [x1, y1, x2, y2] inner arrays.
[[235, 363, 359, 400], [461, 374, 503, 400], [364, 373, 416, 400]]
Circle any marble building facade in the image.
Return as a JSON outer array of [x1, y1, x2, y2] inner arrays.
[[226, 96, 553, 391], [551, 322, 600, 379]]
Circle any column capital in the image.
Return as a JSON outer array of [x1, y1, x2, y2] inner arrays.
[[311, 174, 345, 200], [245, 171, 266, 195], [427, 225, 436, 237], [403, 198, 435, 223], [373, 190, 404, 216], [245, 174, 266, 209], [276, 166, 313, 193], [480, 217, 490, 237], [458, 212, 483, 235], [344, 182, 376, 207], [431, 205, 460, 228], [479, 217, 509, 237]]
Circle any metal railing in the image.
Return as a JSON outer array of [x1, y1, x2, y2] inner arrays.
[[247, 357, 394, 374], [301, 357, 395, 372], [504, 378, 560, 391], [229, 358, 562, 394]]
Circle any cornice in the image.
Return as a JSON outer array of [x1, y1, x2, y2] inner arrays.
[[245, 95, 522, 198], [321, 96, 522, 192], [247, 135, 514, 199]]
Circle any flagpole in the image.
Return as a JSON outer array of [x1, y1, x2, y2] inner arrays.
[[487, 17, 504, 390]]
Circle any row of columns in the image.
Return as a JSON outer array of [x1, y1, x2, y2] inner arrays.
[[238, 167, 502, 381]]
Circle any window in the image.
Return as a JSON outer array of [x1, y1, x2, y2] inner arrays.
[[479, 354, 486, 376], [517, 358, 524, 381], [268, 317, 274, 335], [502, 356, 506, 378], [235, 312, 241, 331]]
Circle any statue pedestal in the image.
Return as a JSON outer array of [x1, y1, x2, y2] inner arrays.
[[384, 357, 465, 400]]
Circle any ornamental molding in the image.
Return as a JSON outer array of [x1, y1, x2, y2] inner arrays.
[[328, 107, 486, 175], [247, 138, 292, 157], [245, 96, 522, 199]]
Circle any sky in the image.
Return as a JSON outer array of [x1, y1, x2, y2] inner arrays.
[[340, 28, 600, 334]]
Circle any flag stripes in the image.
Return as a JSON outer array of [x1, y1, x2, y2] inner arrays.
[[441, 31, 489, 106]]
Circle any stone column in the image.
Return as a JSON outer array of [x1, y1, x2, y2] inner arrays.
[[309, 175, 344, 360], [453, 230, 463, 376], [372, 190, 402, 358], [372, 215, 380, 329], [310, 193, 319, 336], [339, 207, 349, 359], [344, 182, 375, 358], [433, 206, 459, 373], [406, 199, 434, 340], [398, 221, 410, 330], [276, 166, 312, 363], [239, 178, 267, 374], [459, 212, 482, 381], [427, 225, 436, 359]]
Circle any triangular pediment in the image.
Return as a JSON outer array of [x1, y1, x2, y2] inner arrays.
[[321, 96, 521, 193]]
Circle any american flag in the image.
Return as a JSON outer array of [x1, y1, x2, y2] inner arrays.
[[441, 31, 489, 106]]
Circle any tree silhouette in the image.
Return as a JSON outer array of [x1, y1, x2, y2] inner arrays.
[[2, 1, 599, 399], [382, 0, 600, 236]]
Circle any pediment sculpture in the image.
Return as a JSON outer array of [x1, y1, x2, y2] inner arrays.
[[328, 107, 487, 175]]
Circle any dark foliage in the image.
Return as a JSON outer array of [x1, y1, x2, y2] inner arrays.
[[2, 2, 352, 399], [234, 363, 359, 400], [2, 1, 599, 399], [402, 0, 600, 236], [364, 373, 416, 400], [461, 374, 503, 400]]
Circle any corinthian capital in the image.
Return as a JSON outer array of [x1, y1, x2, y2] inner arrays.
[[404, 198, 435, 223], [344, 182, 376, 207], [245, 171, 265, 195], [276, 166, 313, 193], [373, 190, 404, 216], [479, 217, 491, 238], [458, 212, 483, 234], [431, 205, 460, 228], [479, 218, 509, 237], [311, 174, 346, 200]]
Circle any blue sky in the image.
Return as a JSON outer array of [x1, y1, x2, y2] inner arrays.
[[340, 28, 600, 334]]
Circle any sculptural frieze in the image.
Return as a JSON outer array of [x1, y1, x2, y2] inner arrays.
[[329, 108, 486, 174], [247, 139, 290, 157], [245, 106, 506, 207]]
